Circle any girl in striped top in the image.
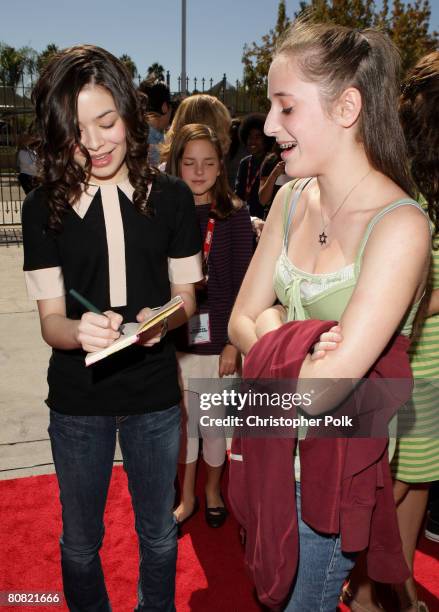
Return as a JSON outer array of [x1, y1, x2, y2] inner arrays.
[[389, 51, 439, 612]]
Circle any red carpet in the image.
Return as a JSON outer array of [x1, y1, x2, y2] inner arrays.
[[1, 466, 437, 611]]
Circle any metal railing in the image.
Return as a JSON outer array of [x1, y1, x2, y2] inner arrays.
[[0, 173, 24, 244], [137, 70, 266, 115], [1, 70, 266, 239], [1, 70, 35, 239]]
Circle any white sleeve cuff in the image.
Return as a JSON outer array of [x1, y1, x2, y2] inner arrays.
[[168, 252, 203, 284], [24, 267, 65, 300]]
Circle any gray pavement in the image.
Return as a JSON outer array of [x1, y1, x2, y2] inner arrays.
[[0, 245, 122, 480]]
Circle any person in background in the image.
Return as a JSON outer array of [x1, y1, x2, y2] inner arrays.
[[388, 50, 439, 612], [333, 50, 439, 612], [160, 94, 231, 167], [161, 96, 264, 241], [138, 77, 172, 167], [16, 132, 38, 194], [166, 124, 254, 528], [234, 113, 274, 219], [22, 45, 202, 612], [258, 145, 289, 218], [225, 117, 246, 189]]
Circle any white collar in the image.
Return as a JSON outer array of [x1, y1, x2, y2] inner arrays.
[[73, 179, 135, 219]]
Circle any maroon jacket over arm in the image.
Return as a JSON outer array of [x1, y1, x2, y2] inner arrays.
[[228, 320, 411, 610]]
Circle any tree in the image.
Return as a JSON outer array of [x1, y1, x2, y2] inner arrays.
[[389, 0, 438, 73], [296, 0, 377, 28], [22, 47, 38, 82], [147, 62, 166, 81], [37, 43, 59, 75], [119, 54, 138, 80], [0, 44, 29, 87], [295, 0, 438, 74], [242, 0, 290, 107], [242, 0, 438, 98]]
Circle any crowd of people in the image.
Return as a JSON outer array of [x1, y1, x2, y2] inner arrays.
[[19, 16, 438, 612]]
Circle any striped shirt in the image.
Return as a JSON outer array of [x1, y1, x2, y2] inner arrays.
[[173, 201, 254, 355], [391, 242, 439, 482]]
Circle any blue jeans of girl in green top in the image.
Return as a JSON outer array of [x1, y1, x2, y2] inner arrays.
[[284, 483, 357, 612]]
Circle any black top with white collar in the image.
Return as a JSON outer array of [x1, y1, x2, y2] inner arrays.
[[22, 173, 203, 415]]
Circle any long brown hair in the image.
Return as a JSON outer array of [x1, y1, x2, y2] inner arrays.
[[400, 51, 439, 244], [276, 19, 414, 197], [160, 94, 231, 164], [166, 123, 241, 219], [32, 44, 156, 229]]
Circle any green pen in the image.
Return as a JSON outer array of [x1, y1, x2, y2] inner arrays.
[[69, 289, 124, 333]]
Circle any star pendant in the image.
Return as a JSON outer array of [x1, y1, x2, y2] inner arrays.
[[319, 231, 328, 246]]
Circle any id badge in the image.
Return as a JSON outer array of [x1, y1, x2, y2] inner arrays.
[[188, 312, 211, 345]]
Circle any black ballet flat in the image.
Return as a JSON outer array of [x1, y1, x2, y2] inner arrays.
[[205, 499, 228, 528]]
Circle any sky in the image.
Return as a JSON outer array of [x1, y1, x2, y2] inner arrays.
[[2, 0, 438, 92]]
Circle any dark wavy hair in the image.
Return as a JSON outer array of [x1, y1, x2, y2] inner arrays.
[[138, 77, 171, 114], [166, 123, 242, 220], [239, 113, 274, 152], [400, 51, 439, 246], [32, 44, 156, 229]]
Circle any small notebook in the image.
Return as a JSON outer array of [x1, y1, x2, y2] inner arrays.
[[85, 295, 184, 366]]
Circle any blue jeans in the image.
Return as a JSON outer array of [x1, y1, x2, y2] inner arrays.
[[48, 406, 180, 612], [284, 484, 357, 612]]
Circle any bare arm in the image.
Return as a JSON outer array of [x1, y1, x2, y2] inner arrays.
[[258, 161, 286, 206], [38, 297, 121, 352], [299, 206, 430, 414], [258, 175, 275, 207], [255, 305, 287, 338], [228, 183, 287, 354]]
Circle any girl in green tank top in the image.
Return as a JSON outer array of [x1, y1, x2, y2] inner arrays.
[[228, 19, 431, 612], [273, 178, 423, 332], [292, 55, 439, 612]]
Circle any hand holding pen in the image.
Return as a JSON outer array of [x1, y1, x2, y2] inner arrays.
[[69, 289, 123, 353]]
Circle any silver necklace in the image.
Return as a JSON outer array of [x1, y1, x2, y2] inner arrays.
[[319, 169, 372, 246]]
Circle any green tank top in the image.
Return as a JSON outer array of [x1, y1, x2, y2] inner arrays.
[[273, 178, 426, 336]]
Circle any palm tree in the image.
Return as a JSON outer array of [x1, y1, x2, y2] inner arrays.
[[119, 54, 138, 80], [0, 44, 28, 87], [147, 62, 165, 82], [22, 46, 38, 82], [37, 44, 59, 75]]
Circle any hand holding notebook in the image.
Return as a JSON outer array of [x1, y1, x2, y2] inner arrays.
[[69, 291, 184, 366], [85, 295, 183, 366]]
